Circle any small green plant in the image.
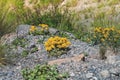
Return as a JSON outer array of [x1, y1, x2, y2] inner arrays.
[[31, 47, 38, 53], [99, 45, 107, 59], [29, 24, 49, 36], [0, 44, 7, 65], [21, 50, 29, 57], [56, 32, 70, 39], [21, 64, 69, 80], [44, 36, 71, 57], [12, 38, 28, 47]]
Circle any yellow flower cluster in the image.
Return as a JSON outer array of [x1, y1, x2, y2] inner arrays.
[[93, 27, 120, 42], [29, 26, 37, 32], [44, 36, 71, 51], [39, 24, 48, 31]]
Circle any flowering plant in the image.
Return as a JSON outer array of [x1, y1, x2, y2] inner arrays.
[[39, 24, 49, 34], [87, 26, 120, 59], [89, 27, 120, 55], [29, 26, 37, 32], [29, 24, 49, 35], [44, 36, 71, 57], [91, 27, 120, 46]]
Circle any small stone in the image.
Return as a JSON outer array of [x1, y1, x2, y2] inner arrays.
[[109, 69, 117, 74], [86, 73, 93, 78], [100, 70, 110, 78], [49, 28, 59, 35], [109, 69, 120, 76], [70, 72, 75, 77], [16, 25, 31, 37], [91, 77, 98, 80], [107, 55, 116, 64]]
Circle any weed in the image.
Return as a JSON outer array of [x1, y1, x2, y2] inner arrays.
[[12, 38, 28, 47], [21, 64, 69, 80], [0, 45, 7, 65], [21, 50, 29, 57], [31, 47, 38, 53]]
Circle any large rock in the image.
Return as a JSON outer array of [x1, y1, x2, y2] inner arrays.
[[49, 27, 59, 35], [16, 24, 31, 38]]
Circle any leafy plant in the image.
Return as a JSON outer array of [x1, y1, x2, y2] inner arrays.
[[99, 45, 107, 59], [29, 24, 50, 36], [12, 38, 28, 47], [21, 64, 69, 80], [89, 26, 120, 57], [31, 47, 38, 53], [21, 50, 29, 57], [44, 36, 71, 57], [0, 44, 7, 65]]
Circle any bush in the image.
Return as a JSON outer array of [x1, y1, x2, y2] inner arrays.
[[29, 24, 49, 36], [90, 27, 120, 51], [21, 64, 68, 80]]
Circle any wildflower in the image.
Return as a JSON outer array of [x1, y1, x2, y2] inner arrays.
[[101, 38, 105, 42], [39, 24, 48, 28], [44, 36, 71, 51], [30, 26, 37, 32]]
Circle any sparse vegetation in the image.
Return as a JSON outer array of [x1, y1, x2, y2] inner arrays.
[[21, 64, 69, 80], [0, 0, 120, 66], [0, 44, 7, 65]]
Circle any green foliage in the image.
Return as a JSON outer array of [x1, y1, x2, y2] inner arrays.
[[99, 45, 107, 59], [31, 47, 38, 53], [88, 26, 120, 54], [21, 64, 68, 80], [12, 38, 28, 47], [48, 48, 69, 57], [25, 6, 74, 32], [21, 50, 29, 57], [0, 0, 16, 37], [29, 25, 50, 36], [0, 44, 7, 65], [108, 0, 120, 5], [56, 32, 70, 39]]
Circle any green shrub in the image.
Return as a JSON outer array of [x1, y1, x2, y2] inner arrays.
[[21, 64, 69, 80]]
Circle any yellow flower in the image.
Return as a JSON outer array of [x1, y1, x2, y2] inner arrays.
[[87, 38, 91, 42], [93, 35, 97, 38], [103, 34, 108, 38], [46, 47, 52, 51], [45, 27, 48, 30], [44, 36, 71, 51], [39, 24, 48, 28], [30, 26, 37, 32], [39, 24, 49, 31], [110, 26, 115, 31], [101, 38, 105, 42]]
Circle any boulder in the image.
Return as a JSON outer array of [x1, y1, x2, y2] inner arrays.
[[16, 24, 31, 38]]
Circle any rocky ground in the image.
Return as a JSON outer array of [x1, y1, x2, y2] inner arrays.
[[0, 25, 120, 80]]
